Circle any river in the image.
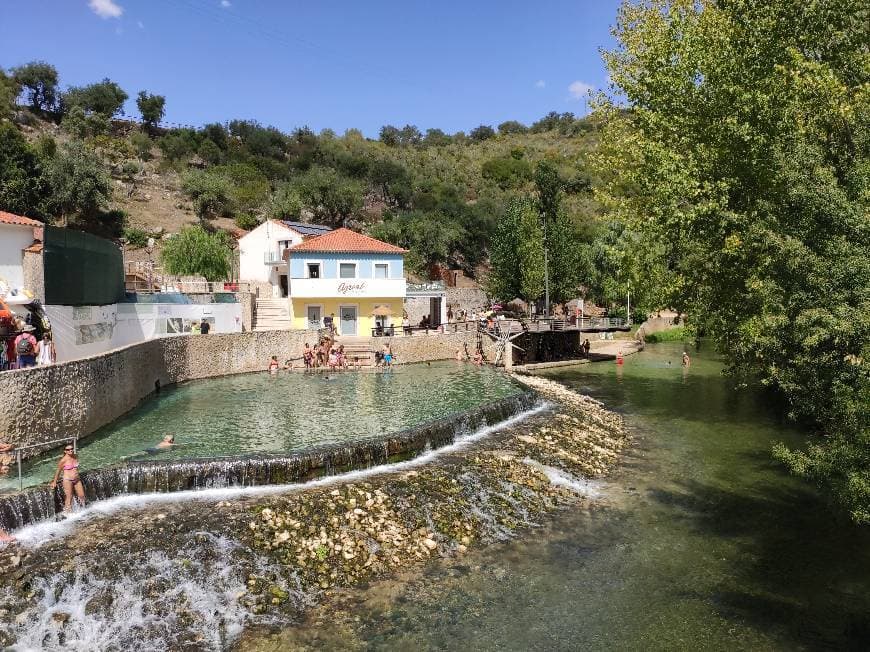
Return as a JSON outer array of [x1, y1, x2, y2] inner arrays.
[[308, 342, 870, 650]]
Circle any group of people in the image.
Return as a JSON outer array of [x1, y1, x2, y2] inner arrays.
[[6, 324, 55, 370]]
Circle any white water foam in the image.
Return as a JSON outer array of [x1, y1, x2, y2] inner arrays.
[[522, 457, 602, 497], [12, 402, 551, 549]]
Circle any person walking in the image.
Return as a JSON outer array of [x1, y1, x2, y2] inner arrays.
[[37, 332, 56, 366], [199, 318, 211, 334], [50, 444, 86, 513], [13, 325, 37, 369]]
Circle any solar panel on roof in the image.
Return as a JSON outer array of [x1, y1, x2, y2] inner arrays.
[[281, 220, 332, 236]]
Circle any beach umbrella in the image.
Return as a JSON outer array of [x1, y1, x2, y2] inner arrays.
[[372, 304, 392, 316]]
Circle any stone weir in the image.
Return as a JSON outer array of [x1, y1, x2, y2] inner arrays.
[[0, 391, 539, 532]]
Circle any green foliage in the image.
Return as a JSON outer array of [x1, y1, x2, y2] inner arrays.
[[498, 120, 528, 135], [292, 166, 363, 226], [234, 213, 260, 231], [0, 122, 49, 220], [266, 183, 303, 220], [130, 130, 152, 160], [136, 91, 165, 128], [63, 78, 128, 117], [182, 170, 233, 221], [197, 138, 222, 165], [160, 226, 232, 281], [599, 0, 870, 521], [11, 61, 57, 112], [469, 125, 496, 142], [370, 211, 463, 276], [423, 128, 452, 147], [44, 142, 111, 223], [158, 128, 199, 163], [213, 163, 269, 214], [0, 68, 20, 121], [61, 105, 110, 139], [379, 124, 422, 147], [643, 327, 688, 343], [481, 157, 533, 189], [123, 227, 149, 248]]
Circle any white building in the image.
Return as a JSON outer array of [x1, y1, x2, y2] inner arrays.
[[0, 210, 42, 296], [237, 220, 332, 297]]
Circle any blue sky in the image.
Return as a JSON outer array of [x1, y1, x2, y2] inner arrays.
[[0, 0, 621, 137]]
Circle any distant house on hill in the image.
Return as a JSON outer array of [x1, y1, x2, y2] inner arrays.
[[237, 220, 332, 297]]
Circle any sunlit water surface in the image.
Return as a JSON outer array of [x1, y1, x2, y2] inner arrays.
[[337, 342, 870, 650], [3, 362, 520, 490]]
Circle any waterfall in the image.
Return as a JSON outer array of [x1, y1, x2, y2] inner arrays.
[[0, 392, 538, 532]]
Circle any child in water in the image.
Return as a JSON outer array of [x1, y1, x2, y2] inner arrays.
[[268, 356, 279, 372]]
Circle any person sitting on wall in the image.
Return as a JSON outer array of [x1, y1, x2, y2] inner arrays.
[[13, 325, 38, 369], [199, 318, 211, 335], [323, 313, 335, 335], [402, 315, 411, 336]]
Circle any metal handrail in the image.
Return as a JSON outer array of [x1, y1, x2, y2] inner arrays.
[[12, 436, 78, 491]]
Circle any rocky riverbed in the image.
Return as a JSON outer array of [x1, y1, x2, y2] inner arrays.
[[0, 375, 628, 651]]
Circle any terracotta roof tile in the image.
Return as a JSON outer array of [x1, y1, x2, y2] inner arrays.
[[288, 228, 408, 254], [0, 211, 43, 228]]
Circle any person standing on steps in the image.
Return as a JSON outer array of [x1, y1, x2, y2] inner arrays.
[[199, 318, 211, 334], [50, 444, 86, 513], [36, 332, 56, 366]]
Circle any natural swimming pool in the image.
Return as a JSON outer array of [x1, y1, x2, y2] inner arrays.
[[2, 362, 522, 491]]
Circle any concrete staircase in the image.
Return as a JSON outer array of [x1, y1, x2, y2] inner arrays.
[[335, 336, 376, 367], [253, 298, 292, 331]]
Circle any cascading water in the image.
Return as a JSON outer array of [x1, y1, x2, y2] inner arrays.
[[0, 392, 539, 533]]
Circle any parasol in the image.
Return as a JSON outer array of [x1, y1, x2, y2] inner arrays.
[[371, 304, 393, 316]]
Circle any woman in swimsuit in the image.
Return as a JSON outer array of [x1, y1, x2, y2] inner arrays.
[[50, 445, 86, 513]]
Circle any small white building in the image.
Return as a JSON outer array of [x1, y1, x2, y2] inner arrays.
[[237, 220, 332, 297], [0, 211, 42, 296]]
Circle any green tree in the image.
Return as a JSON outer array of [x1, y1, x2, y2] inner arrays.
[[486, 198, 523, 301], [182, 170, 233, 222], [130, 130, 153, 160], [136, 91, 165, 129], [370, 210, 463, 275], [61, 105, 110, 139], [160, 226, 231, 281], [0, 123, 49, 220], [379, 125, 400, 146], [498, 120, 528, 135], [481, 157, 533, 189], [292, 166, 363, 226], [11, 61, 58, 112], [469, 124, 496, 141], [0, 68, 20, 121], [158, 129, 199, 163], [63, 78, 128, 117], [517, 199, 546, 304], [422, 128, 452, 147], [44, 142, 111, 225], [598, 0, 870, 520], [266, 183, 303, 220]]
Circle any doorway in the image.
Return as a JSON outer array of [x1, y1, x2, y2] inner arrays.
[[306, 305, 322, 329], [279, 275, 288, 297], [340, 305, 358, 336]]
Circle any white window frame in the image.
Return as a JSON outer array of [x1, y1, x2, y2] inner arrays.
[[338, 260, 358, 279], [304, 259, 324, 279], [373, 262, 390, 279]]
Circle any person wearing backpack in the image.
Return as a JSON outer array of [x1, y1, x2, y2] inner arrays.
[[13, 325, 37, 369]]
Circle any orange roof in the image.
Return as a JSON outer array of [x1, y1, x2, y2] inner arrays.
[[288, 228, 408, 254], [0, 211, 42, 228]]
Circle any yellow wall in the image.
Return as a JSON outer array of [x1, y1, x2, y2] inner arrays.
[[290, 298, 398, 336]]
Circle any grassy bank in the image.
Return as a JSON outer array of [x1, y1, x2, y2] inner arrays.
[[644, 327, 688, 343]]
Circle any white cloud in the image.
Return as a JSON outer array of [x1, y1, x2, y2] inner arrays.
[[88, 0, 123, 19], [534, 80, 546, 89], [220, 0, 231, 6], [568, 80, 593, 100]]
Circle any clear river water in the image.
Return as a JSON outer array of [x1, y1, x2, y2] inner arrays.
[[335, 342, 870, 650], [1, 362, 521, 491]]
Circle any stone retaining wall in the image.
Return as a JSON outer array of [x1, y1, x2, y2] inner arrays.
[[0, 330, 319, 456], [387, 330, 494, 364]]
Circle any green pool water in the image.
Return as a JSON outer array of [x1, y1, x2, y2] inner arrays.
[[339, 342, 870, 650], [2, 362, 521, 491]]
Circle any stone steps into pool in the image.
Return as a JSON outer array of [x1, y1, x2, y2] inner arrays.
[[253, 298, 292, 331], [335, 336, 376, 367]]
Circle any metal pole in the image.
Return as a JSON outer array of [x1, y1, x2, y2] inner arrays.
[[17, 449, 22, 492], [544, 248, 550, 317], [627, 288, 631, 326]]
